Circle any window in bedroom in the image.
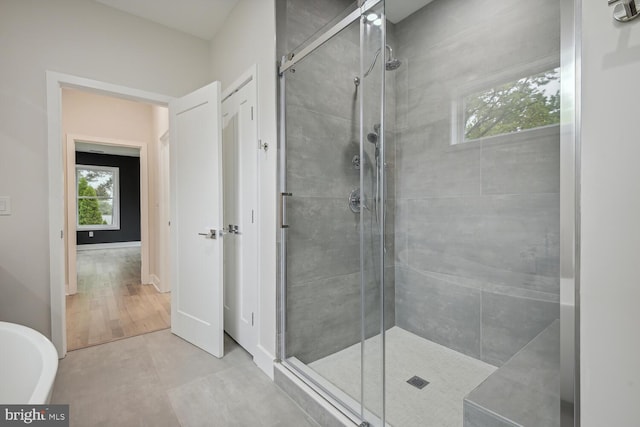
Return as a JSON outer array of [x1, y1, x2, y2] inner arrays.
[[76, 165, 119, 230]]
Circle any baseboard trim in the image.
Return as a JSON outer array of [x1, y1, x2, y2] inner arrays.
[[150, 274, 161, 292], [77, 241, 141, 251], [254, 344, 275, 380]]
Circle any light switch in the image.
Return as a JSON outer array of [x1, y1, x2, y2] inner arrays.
[[0, 197, 11, 216]]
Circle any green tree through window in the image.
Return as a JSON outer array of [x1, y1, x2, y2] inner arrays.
[[77, 177, 105, 225], [463, 68, 560, 141], [76, 165, 118, 229]]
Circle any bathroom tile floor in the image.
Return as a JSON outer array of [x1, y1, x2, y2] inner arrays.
[[310, 327, 497, 427], [52, 329, 319, 427]]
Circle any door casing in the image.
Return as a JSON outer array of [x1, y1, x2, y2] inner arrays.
[[64, 134, 149, 296], [47, 71, 171, 358]]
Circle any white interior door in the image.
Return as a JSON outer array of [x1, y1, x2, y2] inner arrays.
[[169, 81, 224, 358], [222, 79, 258, 354]]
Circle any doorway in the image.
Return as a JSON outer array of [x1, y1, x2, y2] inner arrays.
[[48, 70, 263, 363], [61, 89, 171, 351], [63, 142, 171, 350]]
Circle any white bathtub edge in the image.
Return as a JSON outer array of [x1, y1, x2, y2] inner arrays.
[[0, 322, 59, 404]]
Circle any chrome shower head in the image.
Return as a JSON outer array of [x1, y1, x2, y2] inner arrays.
[[363, 45, 402, 78], [384, 46, 402, 71], [386, 57, 402, 71]]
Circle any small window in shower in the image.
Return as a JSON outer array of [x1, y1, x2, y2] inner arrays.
[[455, 67, 560, 143]]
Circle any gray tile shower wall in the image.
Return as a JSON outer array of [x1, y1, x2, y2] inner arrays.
[[279, 0, 396, 364], [393, 0, 561, 366]]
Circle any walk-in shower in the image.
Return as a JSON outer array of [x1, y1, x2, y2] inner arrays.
[[277, 0, 578, 426]]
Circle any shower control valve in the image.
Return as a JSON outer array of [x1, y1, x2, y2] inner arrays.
[[348, 188, 369, 213], [352, 154, 361, 170]]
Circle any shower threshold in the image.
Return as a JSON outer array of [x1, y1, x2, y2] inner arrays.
[[285, 357, 389, 427]]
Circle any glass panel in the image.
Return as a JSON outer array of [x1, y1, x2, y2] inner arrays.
[[360, 1, 386, 424], [384, 0, 568, 425], [76, 167, 116, 227], [77, 168, 115, 197], [279, 0, 574, 425], [97, 199, 114, 225], [282, 12, 365, 422], [288, 0, 359, 57], [462, 67, 561, 142]]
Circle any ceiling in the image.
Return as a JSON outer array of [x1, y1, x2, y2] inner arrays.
[[387, 0, 435, 24], [92, 0, 433, 41], [93, 0, 240, 40]]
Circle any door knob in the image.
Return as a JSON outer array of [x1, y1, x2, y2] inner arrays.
[[198, 229, 217, 239], [221, 224, 240, 235]]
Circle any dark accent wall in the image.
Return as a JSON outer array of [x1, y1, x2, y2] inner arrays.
[[76, 152, 141, 244]]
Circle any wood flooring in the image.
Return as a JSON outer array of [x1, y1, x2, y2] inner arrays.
[[66, 247, 171, 351]]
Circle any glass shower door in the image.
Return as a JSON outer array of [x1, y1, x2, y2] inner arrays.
[[279, 1, 388, 425], [359, 1, 387, 424], [281, 10, 366, 423]]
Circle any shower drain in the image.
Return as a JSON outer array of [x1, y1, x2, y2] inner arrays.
[[407, 375, 429, 389]]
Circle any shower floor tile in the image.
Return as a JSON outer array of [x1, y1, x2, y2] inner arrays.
[[309, 326, 497, 427]]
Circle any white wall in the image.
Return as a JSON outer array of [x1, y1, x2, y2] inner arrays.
[[62, 89, 155, 142], [0, 0, 211, 337], [209, 0, 278, 377], [581, 3, 640, 425]]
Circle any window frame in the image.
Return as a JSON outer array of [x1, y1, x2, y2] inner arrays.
[[76, 164, 120, 231], [451, 59, 561, 145]]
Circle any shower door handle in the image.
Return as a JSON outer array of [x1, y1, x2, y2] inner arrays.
[[280, 192, 292, 229]]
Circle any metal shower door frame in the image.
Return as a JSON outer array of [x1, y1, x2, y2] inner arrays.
[[277, 0, 386, 425]]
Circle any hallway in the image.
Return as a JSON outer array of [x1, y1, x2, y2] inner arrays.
[[66, 247, 171, 350]]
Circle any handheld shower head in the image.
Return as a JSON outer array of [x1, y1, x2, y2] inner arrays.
[[367, 123, 381, 144]]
